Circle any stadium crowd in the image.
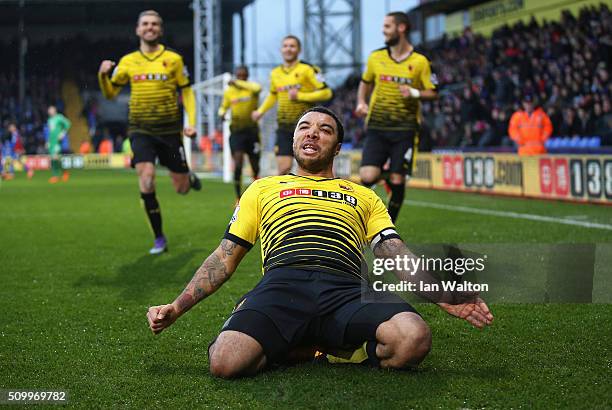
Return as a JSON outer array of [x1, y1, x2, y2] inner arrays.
[[333, 4, 611, 149], [2, 4, 611, 153], [419, 3, 612, 149]]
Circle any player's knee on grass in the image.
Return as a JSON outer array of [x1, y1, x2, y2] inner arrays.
[[376, 312, 431, 369], [208, 330, 266, 378]]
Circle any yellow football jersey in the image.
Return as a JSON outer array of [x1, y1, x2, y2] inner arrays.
[[362, 47, 437, 131], [218, 80, 261, 133], [103, 45, 191, 136], [258, 61, 332, 130], [225, 174, 396, 280]]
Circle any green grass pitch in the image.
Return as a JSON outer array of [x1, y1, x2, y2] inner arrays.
[[1, 170, 611, 408]]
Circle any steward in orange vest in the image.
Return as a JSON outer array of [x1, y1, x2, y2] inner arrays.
[[508, 95, 552, 155]]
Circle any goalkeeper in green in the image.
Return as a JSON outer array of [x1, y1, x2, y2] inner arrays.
[[47, 105, 71, 183]]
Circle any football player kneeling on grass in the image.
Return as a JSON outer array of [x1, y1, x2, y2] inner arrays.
[[147, 106, 494, 378]]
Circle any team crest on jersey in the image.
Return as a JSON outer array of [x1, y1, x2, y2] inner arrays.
[[338, 183, 353, 192], [408, 65, 413, 71]]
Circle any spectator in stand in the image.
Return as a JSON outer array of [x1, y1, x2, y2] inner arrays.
[[576, 107, 596, 136], [559, 108, 580, 136], [595, 99, 612, 144], [508, 95, 552, 155], [478, 107, 509, 147]]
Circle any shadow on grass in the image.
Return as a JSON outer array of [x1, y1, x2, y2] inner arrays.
[[73, 249, 203, 301]]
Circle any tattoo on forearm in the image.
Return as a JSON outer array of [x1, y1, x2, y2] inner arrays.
[[175, 240, 237, 312], [374, 238, 407, 259], [221, 239, 237, 256], [374, 238, 446, 303]]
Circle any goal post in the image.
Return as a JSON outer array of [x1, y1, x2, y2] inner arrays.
[[189, 72, 232, 182], [189, 73, 281, 182]]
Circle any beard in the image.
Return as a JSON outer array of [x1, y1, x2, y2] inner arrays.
[[143, 37, 160, 46], [385, 32, 400, 47], [294, 147, 336, 173]]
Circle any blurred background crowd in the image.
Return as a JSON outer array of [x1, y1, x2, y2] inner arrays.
[[1, 3, 610, 154]]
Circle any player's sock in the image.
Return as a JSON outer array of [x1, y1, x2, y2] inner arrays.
[[140, 192, 163, 239], [51, 159, 61, 177], [387, 182, 405, 223], [189, 172, 202, 191], [233, 166, 242, 199], [365, 340, 381, 367], [325, 341, 380, 367], [250, 154, 261, 180]]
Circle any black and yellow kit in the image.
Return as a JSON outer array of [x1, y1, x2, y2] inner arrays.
[[218, 80, 261, 133], [362, 47, 436, 131], [98, 45, 196, 137], [224, 174, 395, 280], [257, 61, 332, 131], [219, 174, 417, 361]]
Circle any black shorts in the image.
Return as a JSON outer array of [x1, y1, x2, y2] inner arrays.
[[219, 268, 418, 363], [360, 129, 418, 175], [274, 128, 294, 157], [129, 133, 189, 173], [230, 130, 260, 156]]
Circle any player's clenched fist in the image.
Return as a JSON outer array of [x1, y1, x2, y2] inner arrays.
[[98, 60, 116, 75], [355, 103, 369, 118], [147, 304, 179, 334]]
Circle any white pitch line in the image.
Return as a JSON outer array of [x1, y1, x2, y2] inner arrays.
[[404, 199, 612, 231]]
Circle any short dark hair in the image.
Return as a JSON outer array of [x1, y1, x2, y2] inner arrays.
[[283, 35, 302, 49], [138, 10, 163, 25], [235, 65, 248, 74], [387, 11, 411, 36], [298, 106, 344, 144]]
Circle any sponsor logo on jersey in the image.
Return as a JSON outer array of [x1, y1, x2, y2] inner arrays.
[[231, 96, 252, 104], [379, 75, 413, 85], [279, 188, 357, 206], [133, 73, 169, 82], [276, 84, 302, 92]]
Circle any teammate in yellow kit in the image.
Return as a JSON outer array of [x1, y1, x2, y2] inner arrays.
[[356, 12, 438, 222], [218, 66, 261, 199], [98, 10, 201, 254], [251, 35, 332, 175]]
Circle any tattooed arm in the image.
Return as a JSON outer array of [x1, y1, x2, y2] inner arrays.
[[146, 239, 248, 334], [373, 238, 494, 329], [373, 238, 446, 303]]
